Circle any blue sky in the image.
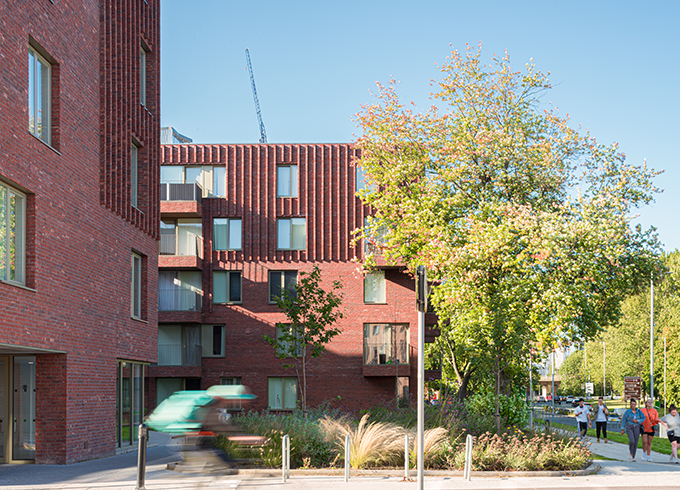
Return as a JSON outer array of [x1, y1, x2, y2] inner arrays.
[[161, 0, 679, 251]]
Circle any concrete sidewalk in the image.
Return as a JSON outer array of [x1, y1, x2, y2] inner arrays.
[[0, 431, 679, 489]]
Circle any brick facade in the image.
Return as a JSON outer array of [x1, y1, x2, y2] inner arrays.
[[151, 144, 439, 413], [0, 0, 159, 463]]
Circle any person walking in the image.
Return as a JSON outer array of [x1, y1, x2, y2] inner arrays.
[[621, 398, 646, 461], [594, 396, 609, 443], [574, 398, 591, 440], [640, 398, 660, 461], [659, 404, 680, 463]]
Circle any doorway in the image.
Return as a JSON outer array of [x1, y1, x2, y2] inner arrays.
[[0, 356, 36, 463]]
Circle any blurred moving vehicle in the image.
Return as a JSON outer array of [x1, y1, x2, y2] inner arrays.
[[146, 385, 261, 467]]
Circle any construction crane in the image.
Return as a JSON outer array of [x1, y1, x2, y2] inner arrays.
[[245, 48, 267, 144]]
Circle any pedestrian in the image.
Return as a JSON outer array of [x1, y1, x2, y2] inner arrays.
[[659, 404, 680, 464], [640, 398, 660, 461], [621, 398, 646, 461], [594, 396, 609, 443], [574, 398, 591, 440]]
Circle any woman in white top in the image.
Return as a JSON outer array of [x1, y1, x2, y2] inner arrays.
[[659, 404, 680, 463], [594, 396, 609, 443]]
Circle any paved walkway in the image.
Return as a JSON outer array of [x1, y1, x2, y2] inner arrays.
[[0, 431, 678, 489]]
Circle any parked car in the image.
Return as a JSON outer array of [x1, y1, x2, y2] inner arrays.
[[566, 395, 574, 404], [537, 396, 546, 403]]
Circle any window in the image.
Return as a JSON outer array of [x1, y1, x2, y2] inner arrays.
[[28, 46, 51, 144], [363, 323, 409, 365], [277, 218, 305, 250], [131, 252, 142, 319], [268, 270, 297, 303], [213, 270, 241, 304], [364, 217, 388, 255], [160, 219, 202, 256], [0, 183, 26, 284], [364, 270, 386, 303], [158, 271, 202, 311], [116, 361, 147, 447], [140, 44, 147, 106], [202, 324, 225, 357], [158, 324, 201, 366], [131, 142, 139, 208], [275, 324, 303, 357], [213, 166, 226, 197], [277, 165, 297, 197], [213, 218, 241, 251], [268, 377, 297, 410], [356, 166, 368, 192]]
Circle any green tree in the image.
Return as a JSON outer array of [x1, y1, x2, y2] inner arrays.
[[355, 44, 661, 432], [265, 265, 344, 414]]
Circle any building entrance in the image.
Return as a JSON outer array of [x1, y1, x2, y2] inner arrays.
[[0, 356, 36, 463]]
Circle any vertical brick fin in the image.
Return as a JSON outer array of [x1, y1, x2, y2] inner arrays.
[[100, 0, 160, 240]]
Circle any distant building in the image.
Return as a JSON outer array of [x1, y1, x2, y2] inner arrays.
[[148, 143, 441, 412], [161, 127, 193, 145], [0, 1, 160, 463]]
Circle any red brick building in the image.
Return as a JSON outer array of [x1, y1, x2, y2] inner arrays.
[[151, 144, 439, 412], [0, 0, 159, 463]]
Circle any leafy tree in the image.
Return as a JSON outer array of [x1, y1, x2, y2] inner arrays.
[[265, 265, 344, 414], [355, 44, 661, 432]]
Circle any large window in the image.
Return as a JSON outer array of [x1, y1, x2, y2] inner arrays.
[[0, 183, 26, 284], [140, 43, 147, 106], [277, 218, 305, 250], [213, 218, 241, 251], [364, 270, 386, 303], [158, 271, 202, 311], [157, 324, 201, 366], [131, 142, 139, 208], [213, 270, 241, 304], [268, 377, 297, 410], [363, 323, 409, 365], [131, 252, 142, 319], [213, 166, 226, 197], [364, 217, 388, 255], [28, 46, 51, 144], [160, 219, 202, 257], [116, 361, 147, 448], [202, 324, 225, 357], [268, 270, 297, 303], [277, 165, 298, 197]]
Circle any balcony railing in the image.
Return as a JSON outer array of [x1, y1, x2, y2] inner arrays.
[[159, 234, 203, 258], [160, 182, 203, 203], [157, 344, 202, 366], [363, 339, 410, 365], [158, 288, 203, 311]]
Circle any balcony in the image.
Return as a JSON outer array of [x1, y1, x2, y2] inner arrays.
[[159, 289, 202, 312], [362, 334, 411, 377], [160, 182, 203, 217], [159, 235, 203, 269], [157, 344, 202, 367]]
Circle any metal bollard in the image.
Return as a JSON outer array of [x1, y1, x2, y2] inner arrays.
[[463, 434, 473, 481], [404, 434, 410, 481], [344, 434, 350, 482], [282, 434, 290, 482], [135, 423, 148, 490]]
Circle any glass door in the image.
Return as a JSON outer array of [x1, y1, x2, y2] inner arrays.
[[12, 356, 35, 461]]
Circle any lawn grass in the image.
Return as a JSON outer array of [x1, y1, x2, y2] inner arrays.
[[550, 421, 672, 455]]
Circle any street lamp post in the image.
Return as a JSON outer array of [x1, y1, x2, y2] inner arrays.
[[650, 275, 654, 400], [416, 266, 427, 490]]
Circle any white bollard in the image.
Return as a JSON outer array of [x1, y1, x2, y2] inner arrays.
[[344, 434, 351, 482], [404, 434, 410, 480], [463, 434, 473, 481], [282, 434, 290, 482]]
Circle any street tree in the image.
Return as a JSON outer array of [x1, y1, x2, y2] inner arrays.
[[355, 43, 661, 432], [265, 265, 344, 414]]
